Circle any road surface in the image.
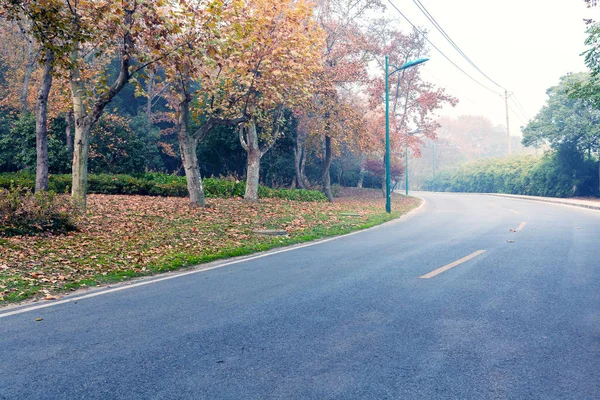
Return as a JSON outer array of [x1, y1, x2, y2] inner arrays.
[[1, 192, 599, 399]]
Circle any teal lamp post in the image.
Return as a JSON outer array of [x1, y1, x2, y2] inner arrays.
[[385, 56, 429, 213]]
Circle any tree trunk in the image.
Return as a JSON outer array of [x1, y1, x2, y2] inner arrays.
[[35, 48, 54, 192], [322, 135, 334, 202], [179, 135, 205, 206], [22, 38, 36, 114], [337, 163, 344, 186], [146, 70, 155, 123], [65, 110, 74, 153], [357, 155, 365, 188], [71, 119, 92, 209], [245, 152, 261, 202], [300, 150, 308, 188], [294, 140, 305, 189], [70, 57, 92, 209], [177, 93, 205, 207], [242, 121, 261, 202]]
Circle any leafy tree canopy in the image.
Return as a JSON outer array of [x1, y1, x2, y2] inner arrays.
[[523, 73, 600, 154]]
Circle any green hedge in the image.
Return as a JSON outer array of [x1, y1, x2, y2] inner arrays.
[[423, 154, 599, 198], [0, 172, 327, 202]]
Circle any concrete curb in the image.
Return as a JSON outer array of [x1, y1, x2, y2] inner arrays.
[[484, 193, 600, 212]]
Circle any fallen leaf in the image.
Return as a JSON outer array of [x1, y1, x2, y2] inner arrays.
[[35, 318, 43, 322]]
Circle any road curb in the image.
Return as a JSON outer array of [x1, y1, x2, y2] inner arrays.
[[485, 193, 600, 212]]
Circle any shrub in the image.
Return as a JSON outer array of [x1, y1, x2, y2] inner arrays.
[[422, 153, 599, 198], [0, 172, 327, 202], [203, 177, 245, 198], [0, 186, 80, 236]]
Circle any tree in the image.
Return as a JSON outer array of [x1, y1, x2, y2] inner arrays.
[[0, 19, 38, 114], [0, 1, 75, 191], [51, 0, 189, 210], [523, 73, 600, 155], [223, 0, 323, 202], [365, 24, 457, 194], [161, 0, 242, 206], [295, 0, 380, 201], [172, 0, 323, 204]]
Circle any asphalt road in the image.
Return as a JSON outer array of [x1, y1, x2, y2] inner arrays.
[[1, 192, 599, 399]]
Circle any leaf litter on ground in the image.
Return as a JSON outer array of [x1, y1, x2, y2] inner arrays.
[[0, 188, 419, 304]]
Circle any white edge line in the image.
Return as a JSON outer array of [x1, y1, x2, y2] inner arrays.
[[1, 197, 426, 319], [484, 194, 600, 213]]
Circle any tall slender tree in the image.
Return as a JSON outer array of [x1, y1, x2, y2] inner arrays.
[[59, 0, 191, 209], [0, 0, 71, 191]]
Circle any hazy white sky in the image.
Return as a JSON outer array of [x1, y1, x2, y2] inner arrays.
[[390, 0, 596, 136]]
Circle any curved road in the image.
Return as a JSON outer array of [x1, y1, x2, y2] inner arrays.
[[1, 192, 599, 399]]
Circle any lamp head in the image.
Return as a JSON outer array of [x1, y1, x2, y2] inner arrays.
[[399, 57, 429, 70]]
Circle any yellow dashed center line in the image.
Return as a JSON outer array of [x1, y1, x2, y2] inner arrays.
[[509, 209, 520, 215], [516, 222, 527, 231], [419, 250, 487, 279]]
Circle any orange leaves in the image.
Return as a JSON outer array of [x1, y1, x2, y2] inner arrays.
[[191, 0, 325, 120]]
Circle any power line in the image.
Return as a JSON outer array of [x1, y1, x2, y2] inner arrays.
[[507, 103, 527, 126], [384, 0, 502, 96], [509, 97, 529, 122], [511, 94, 531, 120], [408, 0, 534, 122], [411, 0, 505, 90], [420, 68, 500, 116], [391, 0, 533, 136]]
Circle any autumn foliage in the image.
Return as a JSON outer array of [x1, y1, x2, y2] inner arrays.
[[0, 0, 451, 302]]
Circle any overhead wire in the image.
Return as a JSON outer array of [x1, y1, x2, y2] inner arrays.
[[507, 103, 527, 125], [387, 0, 534, 132], [411, 0, 505, 91], [420, 69, 500, 116], [511, 95, 531, 120], [510, 97, 530, 122], [383, 0, 503, 96]]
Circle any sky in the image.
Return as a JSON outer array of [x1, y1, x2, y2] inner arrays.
[[387, 0, 596, 137]]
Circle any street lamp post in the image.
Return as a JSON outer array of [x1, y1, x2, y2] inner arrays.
[[385, 56, 429, 213], [405, 146, 409, 195], [432, 141, 436, 192]]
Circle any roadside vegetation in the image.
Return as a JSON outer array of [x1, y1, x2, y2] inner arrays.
[[0, 0, 438, 305], [424, 72, 600, 198], [424, 153, 599, 197]]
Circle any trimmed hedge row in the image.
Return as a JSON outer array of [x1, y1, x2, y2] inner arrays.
[[0, 172, 327, 202], [423, 154, 599, 198]]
